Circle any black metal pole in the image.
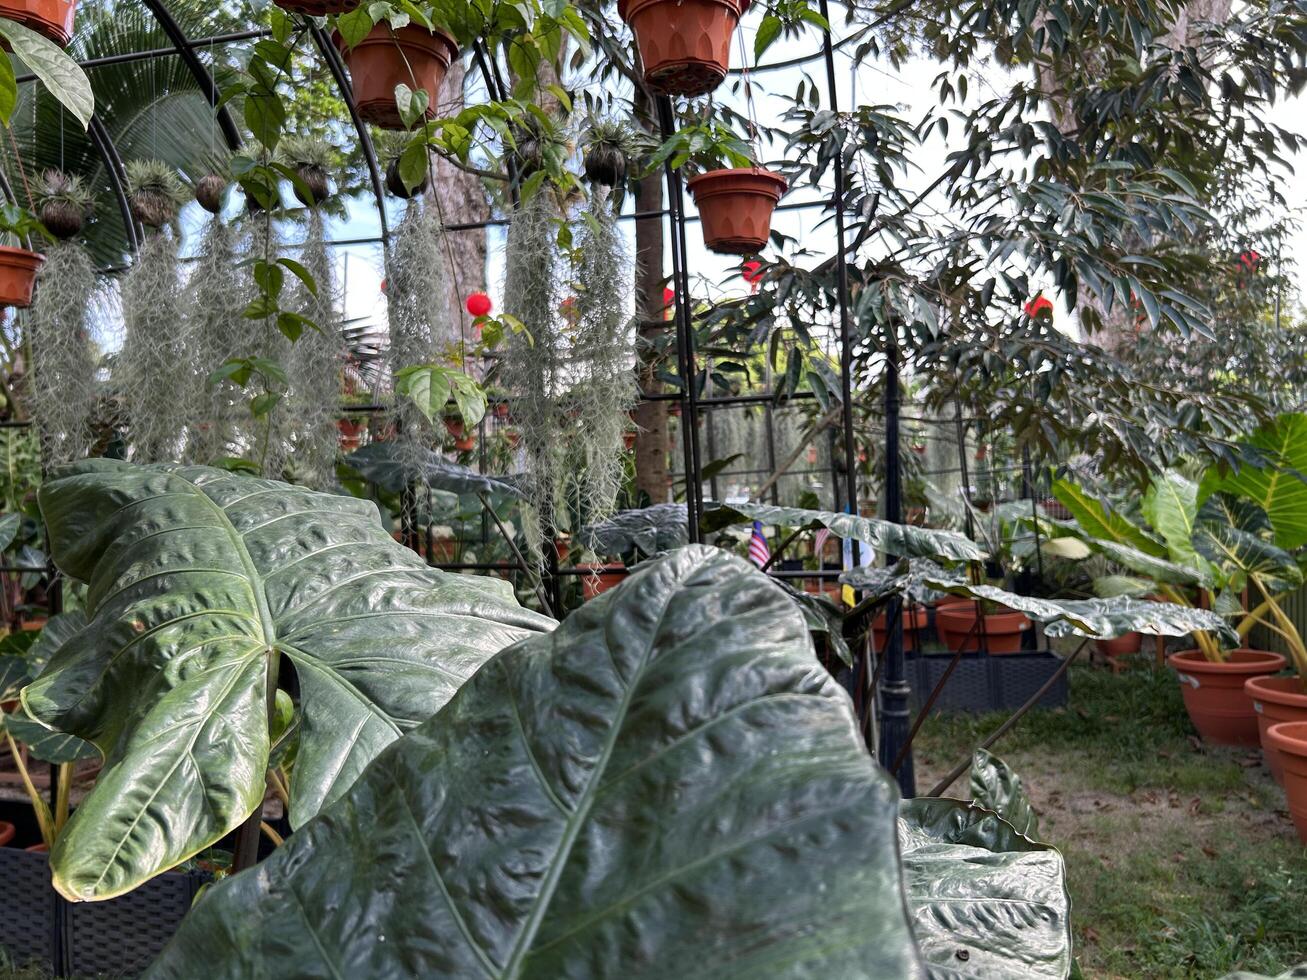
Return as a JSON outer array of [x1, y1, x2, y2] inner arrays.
[[656, 95, 703, 542]]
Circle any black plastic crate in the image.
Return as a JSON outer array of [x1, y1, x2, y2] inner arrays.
[[908, 649, 1068, 713], [0, 846, 206, 976]]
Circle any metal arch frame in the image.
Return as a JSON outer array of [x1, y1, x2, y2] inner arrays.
[[139, 0, 243, 151], [307, 23, 390, 242], [87, 114, 141, 253]]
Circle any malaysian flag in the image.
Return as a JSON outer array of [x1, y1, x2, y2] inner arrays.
[[748, 521, 771, 567]]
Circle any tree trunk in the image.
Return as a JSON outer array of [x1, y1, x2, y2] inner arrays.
[[632, 146, 670, 504]]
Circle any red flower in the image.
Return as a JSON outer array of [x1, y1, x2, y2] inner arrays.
[[1238, 250, 1261, 271], [1023, 294, 1054, 318], [741, 260, 764, 283], [465, 292, 493, 317], [663, 286, 675, 307]]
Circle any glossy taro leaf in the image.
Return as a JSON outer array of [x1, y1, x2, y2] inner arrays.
[[841, 559, 1237, 644], [145, 546, 926, 979], [22, 461, 553, 901], [345, 442, 527, 498], [578, 502, 689, 558], [969, 748, 1039, 840], [702, 502, 986, 563], [0, 612, 97, 764], [900, 798, 1071, 979]]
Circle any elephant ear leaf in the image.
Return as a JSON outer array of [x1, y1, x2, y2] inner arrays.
[[1201, 412, 1307, 550], [1142, 470, 1200, 566], [1050, 479, 1166, 557], [144, 546, 927, 980], [23, 461, 552, 902], [1194, 495, 1302, 595], [969, 748, 1039, 840], [899, 798, 1071, 979]]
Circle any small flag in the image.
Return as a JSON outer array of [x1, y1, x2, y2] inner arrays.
[[748, 521, 771, 567], [813, 526, 831, 558]]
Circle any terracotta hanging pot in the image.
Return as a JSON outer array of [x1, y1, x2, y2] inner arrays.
[[0, 246, 44, 308], [274, 0, 359, 15], [1265, 720, 1307, 844], [335, 23, 458, 131], [686, 168, 787, 255], [0, 0, 77, 47], [1245, 675, 1307, 783], [1167, 649, 1286, 746], [617, 0, 748, 97]]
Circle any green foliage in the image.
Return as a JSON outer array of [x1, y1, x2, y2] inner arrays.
[[0, 16, 93, 127], [24, 462, 552, 900], [648, 120, 754, 173], [395, 363, 487, 427]]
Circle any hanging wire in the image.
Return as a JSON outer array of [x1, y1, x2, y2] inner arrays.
[[734, 25, 762, 160]]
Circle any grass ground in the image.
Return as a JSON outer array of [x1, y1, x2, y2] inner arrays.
[[916, 657, 1307, 979]]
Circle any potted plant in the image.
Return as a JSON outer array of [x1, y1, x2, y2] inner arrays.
[[35, 168, 93, 240], [582, 117, 646, 191], [652, 122, 787, 255], [617, 0, 748, 97], [0, 203, 50, 307], [334, 10, 459, 130], [1266, 720, 1307, 843], [125, 158, 187, 229], [1045, 442, 1307, 747], [0, 0, 77, 46], [444, 415, 476, 452], [279, 135, 338, 207], [935, 598, 1032, 654]]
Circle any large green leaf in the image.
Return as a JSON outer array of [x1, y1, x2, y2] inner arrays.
[[969, 748, 1039, 840], [842, 559, 1237, 643], [1054, 527, 1214, 589], [1050, 479, 1167, 557], [22, 461, 552, 901], [1202, 413, 1307, 550], [0, 18, 93, 128], [1142, 470, 1200, 566], [345, 442, 527, 499], [899, 799, 1070, 979], [702, 502, 986, 563], [145, 546, 926, 979], [1192, 518, 1302, 596], [579, 503, 689, 558]]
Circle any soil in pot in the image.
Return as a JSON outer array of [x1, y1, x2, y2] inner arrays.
[[935, 604, 1032, 654], [1265, 720, 1307, 844], [1245, 674, 1307, 783], [686, 168, 787, 255], [872, 606, 929, 653], [336, 24, 458, 130], [0, 246, 44, 308], [0, 0, 77, 47], [1167, 649, 1287, 746], [580, 565, 625, 600], [617, 0, 748, 97]]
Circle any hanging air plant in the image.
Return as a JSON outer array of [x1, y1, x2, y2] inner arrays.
[[185, 168, 251, 465], [581, 118, 639, 190], [36, 169, 93, 240], [383, 194, 455, 459], [285, 205, 346, 489], [125, 159, 188, 229], [568, 192, 638, 526], [118, 160, 192, 462], [27, 173, 101, 465], [280, 135, 337, 208], [501, 188, 564, 557]]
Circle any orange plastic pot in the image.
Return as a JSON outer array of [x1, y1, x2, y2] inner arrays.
[[935, 605, 1032, 654], [580, 564, 625, 600], [1246, 675, 1307, 783], [686, 168, 787, 255], [0, 0, 76, 47], [0, 820, 14, 847], [0, 246, 44, 308], [275, 0, 358, 14], [617, 0, 748, 97], [1265, 720, 1307, 844], [336, 24, 458, 130], [872, 606, 929, 652], [1096, 631, 1142, 658], [1168, 649, 1287, 745]]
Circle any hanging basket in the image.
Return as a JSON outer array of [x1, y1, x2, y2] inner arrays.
[[273, 0, 359, 14], [0, 246, 44, 308], [686, 167, 786, 255], [0, 0, 77, 47], [335, 24, 459, 131], [617, 0, 748, 97]]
